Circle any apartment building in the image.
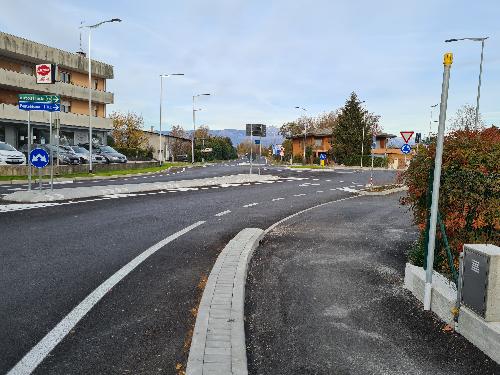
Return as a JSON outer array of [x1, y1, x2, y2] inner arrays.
[[0, 31, 114, 149]]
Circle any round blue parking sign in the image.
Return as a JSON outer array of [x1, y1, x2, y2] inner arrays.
[[29, 148, 50, 168], [400, 143, 412, 155]]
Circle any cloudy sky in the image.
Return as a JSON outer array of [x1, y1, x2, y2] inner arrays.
[[1, 0, 499, 135]]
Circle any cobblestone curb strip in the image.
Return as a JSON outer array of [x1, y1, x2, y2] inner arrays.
[[186, 228, 264, 375]]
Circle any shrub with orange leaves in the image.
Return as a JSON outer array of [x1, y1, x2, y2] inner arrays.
[[401, 126, 500, 274]]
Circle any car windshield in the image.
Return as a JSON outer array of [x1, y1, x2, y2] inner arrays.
[[0, 143, 16, 151], [99, 146, 117, 153], [72, 146, 88, 153]]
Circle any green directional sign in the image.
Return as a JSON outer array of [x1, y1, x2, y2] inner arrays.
[[18, 94, 60, 103]]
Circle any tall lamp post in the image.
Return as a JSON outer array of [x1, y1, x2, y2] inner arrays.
[[428, 103, 439, 140], [445, 37, 488, 128], [159, 74, 184, 165], [80, 18, 121, 174], [192, 93, 211, 163], [358, 100, 366, 169], [294, 106, 307, 163]]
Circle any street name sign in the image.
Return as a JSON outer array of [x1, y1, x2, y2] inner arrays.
[[29, 148, 50, 168], [19, 102, 61, 112], [18, 94, 60, 103], [400, 131, 414, 143], [401, 143, 411, 154]]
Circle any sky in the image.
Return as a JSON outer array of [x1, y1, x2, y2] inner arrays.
[[1, 0, 499, 136]]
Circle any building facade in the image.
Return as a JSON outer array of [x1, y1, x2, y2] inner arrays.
[[0, 32, 114, 149], [290, 129, 333, 159]]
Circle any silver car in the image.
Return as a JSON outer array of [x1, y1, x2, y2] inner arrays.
[[70, 146, 106, 164]]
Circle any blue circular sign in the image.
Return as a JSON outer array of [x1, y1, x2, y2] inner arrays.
[[319, 153, 327, 160], [29, 148, 50, 168], [401, 143, 412, 155]]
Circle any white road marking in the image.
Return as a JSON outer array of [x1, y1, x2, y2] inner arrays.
[[7, 221, 205, 375], [313, 178, 319, 181], [338, 187, 358, 193], [311, 183, 320, 186], [201, 187, 209, 190], [215, 210, 231, 217], [326, 179, 331, 182], [272, 197, 284, 201], [211, 186, 219, 189], [7, 187, 23, 191], [339, 180, 344, 183], [317, 190, 324, 193], [293, 193, 306, 197], [243, 202, 259, 207]]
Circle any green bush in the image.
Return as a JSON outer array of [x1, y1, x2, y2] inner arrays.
[[292, 155, 303, 164], [401, 127, 500, 274]]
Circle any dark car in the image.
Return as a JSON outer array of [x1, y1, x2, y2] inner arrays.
[[20, 144, 80, 165], [91, 145, 127, 164]]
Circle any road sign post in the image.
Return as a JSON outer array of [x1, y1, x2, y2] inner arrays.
[[18, 94, 60, 191], [30, 148, 50, 191], [424, 53, 453, 311]]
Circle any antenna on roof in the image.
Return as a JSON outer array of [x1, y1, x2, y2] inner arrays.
[[77, 20, 85, 56]]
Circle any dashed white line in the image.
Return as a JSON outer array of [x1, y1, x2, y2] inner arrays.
[[243, 202, 259, 208], [215, 210, 231, 217], [293, 193, 306, 197], [272, 197, 285, 201], [317, 190, 324, 193]]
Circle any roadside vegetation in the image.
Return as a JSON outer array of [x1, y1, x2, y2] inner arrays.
[[400, 126, 500, 275]]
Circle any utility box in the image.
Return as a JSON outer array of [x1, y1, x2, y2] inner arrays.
[[460, 244, 500, 321]]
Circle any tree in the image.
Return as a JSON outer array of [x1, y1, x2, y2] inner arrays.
[[170, 125, 190, 160], [332, 92, 376, 164], [110, 111, 148, 149], [450, 104, 484, 131]]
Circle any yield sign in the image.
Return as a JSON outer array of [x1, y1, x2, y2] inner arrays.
[[400, 131, 414, 143]]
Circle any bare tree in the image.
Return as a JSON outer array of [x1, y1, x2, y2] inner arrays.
[[450, 104, 484, 131]]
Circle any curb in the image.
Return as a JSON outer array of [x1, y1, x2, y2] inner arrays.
[[358, 186, 408, 196], [186, 228, 264, 375]]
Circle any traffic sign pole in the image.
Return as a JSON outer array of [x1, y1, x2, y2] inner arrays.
[[424, 53, 453, 311], [27, 111, 31, 191], [250, 125, 253, 175], [49, 111, 54, 191]]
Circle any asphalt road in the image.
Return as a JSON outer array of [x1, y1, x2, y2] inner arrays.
[[0, 164, 397, 374], [245, 193, 500, 375]]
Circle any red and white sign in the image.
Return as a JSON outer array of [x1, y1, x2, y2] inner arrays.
[[400, 131, 414, 143], [36, 64, 55, 84]]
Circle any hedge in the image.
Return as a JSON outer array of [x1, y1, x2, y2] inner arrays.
[[400, 127, 500, 274], [114, 147, 153, 161]]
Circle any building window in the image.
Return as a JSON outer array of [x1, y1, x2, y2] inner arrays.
[[92, 104, 98, 117], [93, 79, 98, 90], [61, 71, 71, 83], [20, 65, 33, 75], [315, 138, 322, 147], [61, 101, 71, 113]]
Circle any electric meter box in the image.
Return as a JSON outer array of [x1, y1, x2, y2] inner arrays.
[[460, 244, 500, 321]]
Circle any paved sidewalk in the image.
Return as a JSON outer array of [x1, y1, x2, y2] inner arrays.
[[245, 193, 500, 375]]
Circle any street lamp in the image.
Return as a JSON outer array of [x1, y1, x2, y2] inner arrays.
[[429, 103, 439, 139], [358, 100, 366, 169], [294, 106, 307, 163], [445, 37, 488, 128], [80, 18, 121, 173], [192, 93, 211, 163], [159, 74, 184, 165]]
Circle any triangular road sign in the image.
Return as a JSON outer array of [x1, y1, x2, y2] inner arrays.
[[400, 131, 414, 143]]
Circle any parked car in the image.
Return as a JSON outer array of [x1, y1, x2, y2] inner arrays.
[[0, 142, 26, 165], [22, 144, 80, 165], [91, 145, 127, 164], [69, 145, 106, 164]]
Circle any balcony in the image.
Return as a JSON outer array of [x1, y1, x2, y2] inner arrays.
[[0, 103, 112, 130], [0, 68, 113, 104]]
